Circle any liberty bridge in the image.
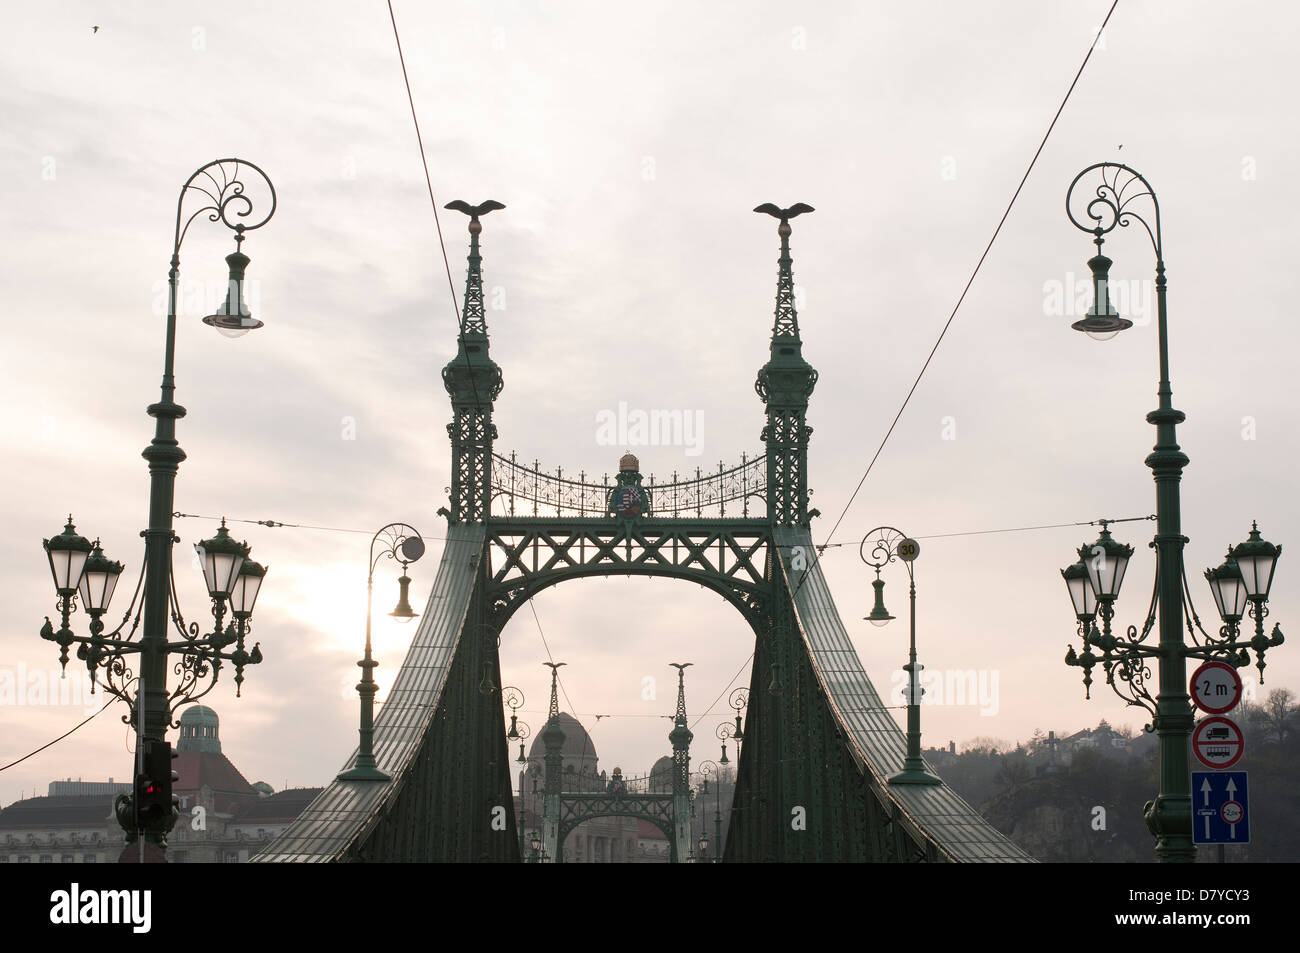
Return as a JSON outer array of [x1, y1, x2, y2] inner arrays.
[[251, 200, 1031, 864]]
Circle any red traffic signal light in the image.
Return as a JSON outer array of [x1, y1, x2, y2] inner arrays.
[[132, 740, 177, 829]]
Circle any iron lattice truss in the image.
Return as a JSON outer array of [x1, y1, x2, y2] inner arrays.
[[556, 793, 676, 847], [484, 519, 772, 624], [489, 452, 768, 520], [760, 410, 812, 527], [448, 410, 495, 524]]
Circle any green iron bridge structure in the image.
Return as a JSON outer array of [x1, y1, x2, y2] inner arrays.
[[253, 202, 1032, 863]]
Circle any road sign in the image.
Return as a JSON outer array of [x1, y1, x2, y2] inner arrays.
[[1192, 771, 1250, 845], [896, 538, 920, 562], [1190, 660, 1242, 714], [1192, 716, 1244, 769]]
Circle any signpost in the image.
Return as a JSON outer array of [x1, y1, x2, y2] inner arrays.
[[1192, 771, 1250, 844], [1188, 660, 1251, 853]]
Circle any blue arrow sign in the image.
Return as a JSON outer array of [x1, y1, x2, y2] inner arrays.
[[1191, 771, 1250, 845]]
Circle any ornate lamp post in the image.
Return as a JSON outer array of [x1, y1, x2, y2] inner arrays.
[[338, 524, 425, 781], [860, 526, 939, 785], [502, 686, 532, 857], [696, 759, 723, 862], [527, 830, 546, 863], [38, 159, 277, 856], [1059, 163, 1285, 862], [718, 687, 747, 767]]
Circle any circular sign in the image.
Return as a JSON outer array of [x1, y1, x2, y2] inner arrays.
[[1221, 801, 1244, 825], [1192, 716, 1244, 769], [896, 538, 920, 562], [1189, 661, 1243, 715], [400, 536, 426, 563]]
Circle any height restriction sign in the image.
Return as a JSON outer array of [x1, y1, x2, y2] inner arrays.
[[1190, 660, 1242, 715]]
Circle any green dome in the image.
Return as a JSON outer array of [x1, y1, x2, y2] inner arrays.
[[176, 705, 222, 753]]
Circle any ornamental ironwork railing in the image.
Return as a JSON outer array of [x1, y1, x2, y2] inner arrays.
[[490, 451, 768, 519]]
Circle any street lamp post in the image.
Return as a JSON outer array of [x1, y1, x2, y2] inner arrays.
[[38, 159, 277, 857], [696, 759, 723, 862], [1059, 163, 1285, 862], [503, 686, 531, 857], [338, 524, 425, 781], [860, 526, 940, 785]]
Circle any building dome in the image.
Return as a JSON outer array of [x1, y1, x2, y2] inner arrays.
[[251, 781, 274, 797], [649, 755, 675, 793], [525, 713, 602, 791], [619, 452, 639, 472], [527, 713, 598, 765], [177, 705, 222, 754]]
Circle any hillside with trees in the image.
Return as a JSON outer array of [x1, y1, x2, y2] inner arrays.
[[929, 688, 1298, 862]]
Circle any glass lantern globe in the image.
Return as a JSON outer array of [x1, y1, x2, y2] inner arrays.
[[195, 521, 249, 600], [1077, 526, 1134, 602], [1230, 522, 1281, 601], [78, 540, 125, 614], [1204, 556, 1248, 623], [44, 517, 93, 596]]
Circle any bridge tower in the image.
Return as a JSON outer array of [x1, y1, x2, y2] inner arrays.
[[442, 200, 505, 524], [754, 203, 818, 527], [668, 663, 694, 862]]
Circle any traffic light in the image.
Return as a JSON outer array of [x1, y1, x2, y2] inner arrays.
[[132, 740, 177, 829]]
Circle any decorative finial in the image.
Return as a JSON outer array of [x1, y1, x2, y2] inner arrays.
[[445, 199, 505, 235], [754, 202, 814, 238]]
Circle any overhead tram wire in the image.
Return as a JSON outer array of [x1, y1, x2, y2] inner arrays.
[[528, 598, 580, 718], [174, 508, 1154, 552], [912, 513, 1154, 541], [791, 0, 1122, 604], [689, 652, 754, 734], [0, 697, 122, 774], [386, 0, 485, 407]]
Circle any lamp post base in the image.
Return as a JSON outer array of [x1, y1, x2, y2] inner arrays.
[[888, 763, 942, 785], [337, 760, 391, 782]]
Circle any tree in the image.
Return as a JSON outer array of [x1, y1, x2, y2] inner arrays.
[[961, 736, 1010, 755], [1260, 688, 1297, 744]]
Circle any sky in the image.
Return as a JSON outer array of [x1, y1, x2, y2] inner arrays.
[[1, 1, 1297, 808]]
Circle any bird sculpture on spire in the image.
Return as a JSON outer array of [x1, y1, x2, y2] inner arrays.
[[753, 202, 814, 223], [445, 199, 506, 224]]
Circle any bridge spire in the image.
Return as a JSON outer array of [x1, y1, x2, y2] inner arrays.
[[540, 661, 566, 862], [442, 200, 506, 524], [668, 663, 694, 861], [753, 204, 819, 526], [544, 661, 564, 725]]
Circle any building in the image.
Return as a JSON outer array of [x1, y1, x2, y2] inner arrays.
[[516, 712, 649, 863], [515, 714, 734, 862], [0, 705, 320, 863]]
